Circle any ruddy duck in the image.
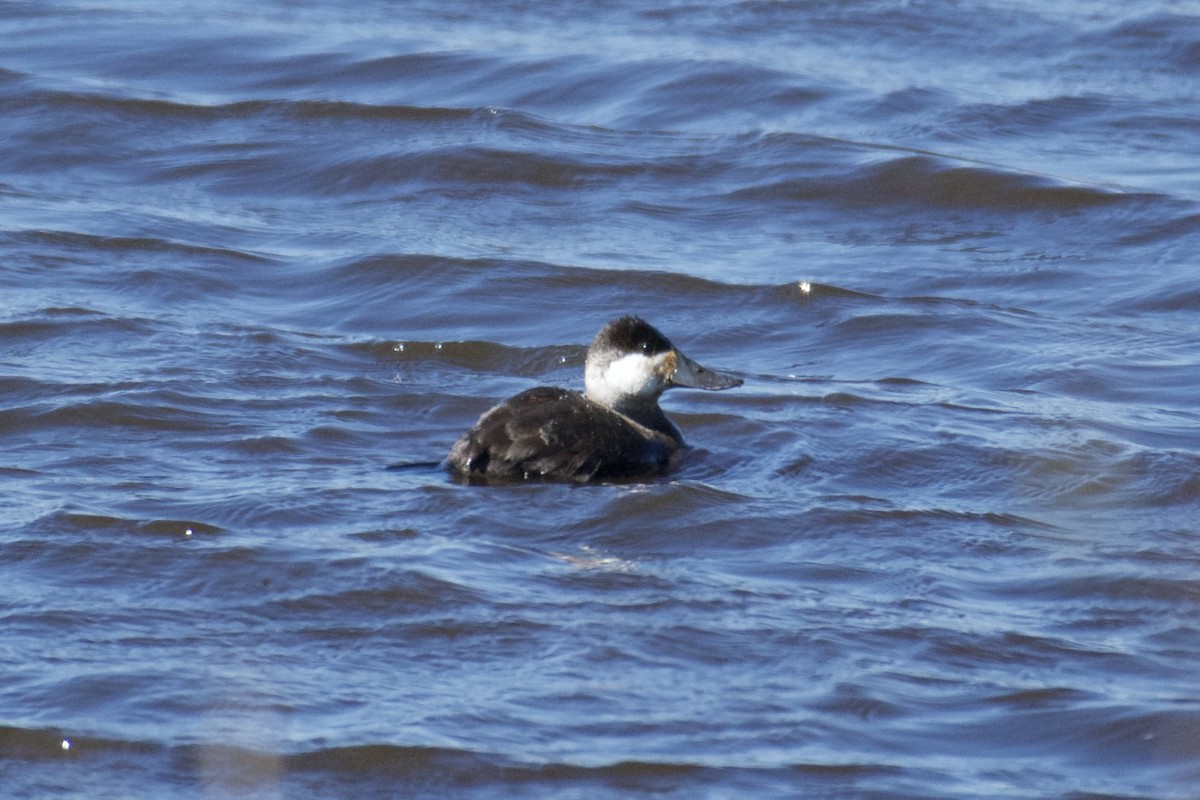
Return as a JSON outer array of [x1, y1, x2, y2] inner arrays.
[[447, 316, 742, 483]]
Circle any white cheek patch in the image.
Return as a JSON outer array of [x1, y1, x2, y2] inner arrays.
[[604, 352, 664, 397]]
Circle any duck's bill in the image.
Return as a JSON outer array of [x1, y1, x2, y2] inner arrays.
[[669, 351, 743, 391]]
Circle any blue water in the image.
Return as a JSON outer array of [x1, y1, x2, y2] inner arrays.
[[3, 1, 1199, 797]]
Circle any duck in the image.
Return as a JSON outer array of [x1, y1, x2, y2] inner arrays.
[[446, 316, 742, 483]]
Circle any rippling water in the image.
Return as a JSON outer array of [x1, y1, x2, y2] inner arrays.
[[3, 1, 1200, 797]]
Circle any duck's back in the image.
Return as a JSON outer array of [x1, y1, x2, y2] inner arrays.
[[446, 387, 673, 483]]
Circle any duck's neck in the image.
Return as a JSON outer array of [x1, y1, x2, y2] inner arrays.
[[611, 397, 684, 448]]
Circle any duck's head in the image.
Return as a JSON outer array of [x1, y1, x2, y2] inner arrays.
[[584, 316, 742, 410]]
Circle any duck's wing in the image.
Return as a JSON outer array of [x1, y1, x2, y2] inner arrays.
[[447, 387, 670, 482]]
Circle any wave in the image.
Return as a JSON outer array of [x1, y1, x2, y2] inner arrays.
[[311, 253, 766, 338], [0, 306, 156, 351], [730, 153, 1144, 212], [0, 725, 900, 790], [5, 79, 510, 127], [5, 228, 274, 263], [2, 396, 223, 436], [1098, 13, 1200, 72], [15, 509, 222, 538], [9, 715, 1198, 798], [329, 253, 747, 298]]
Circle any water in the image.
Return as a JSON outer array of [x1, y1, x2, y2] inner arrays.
[[3, 1, 1199, 797]]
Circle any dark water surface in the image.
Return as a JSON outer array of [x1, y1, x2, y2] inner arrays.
[[3, 1, 1200, 797]]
